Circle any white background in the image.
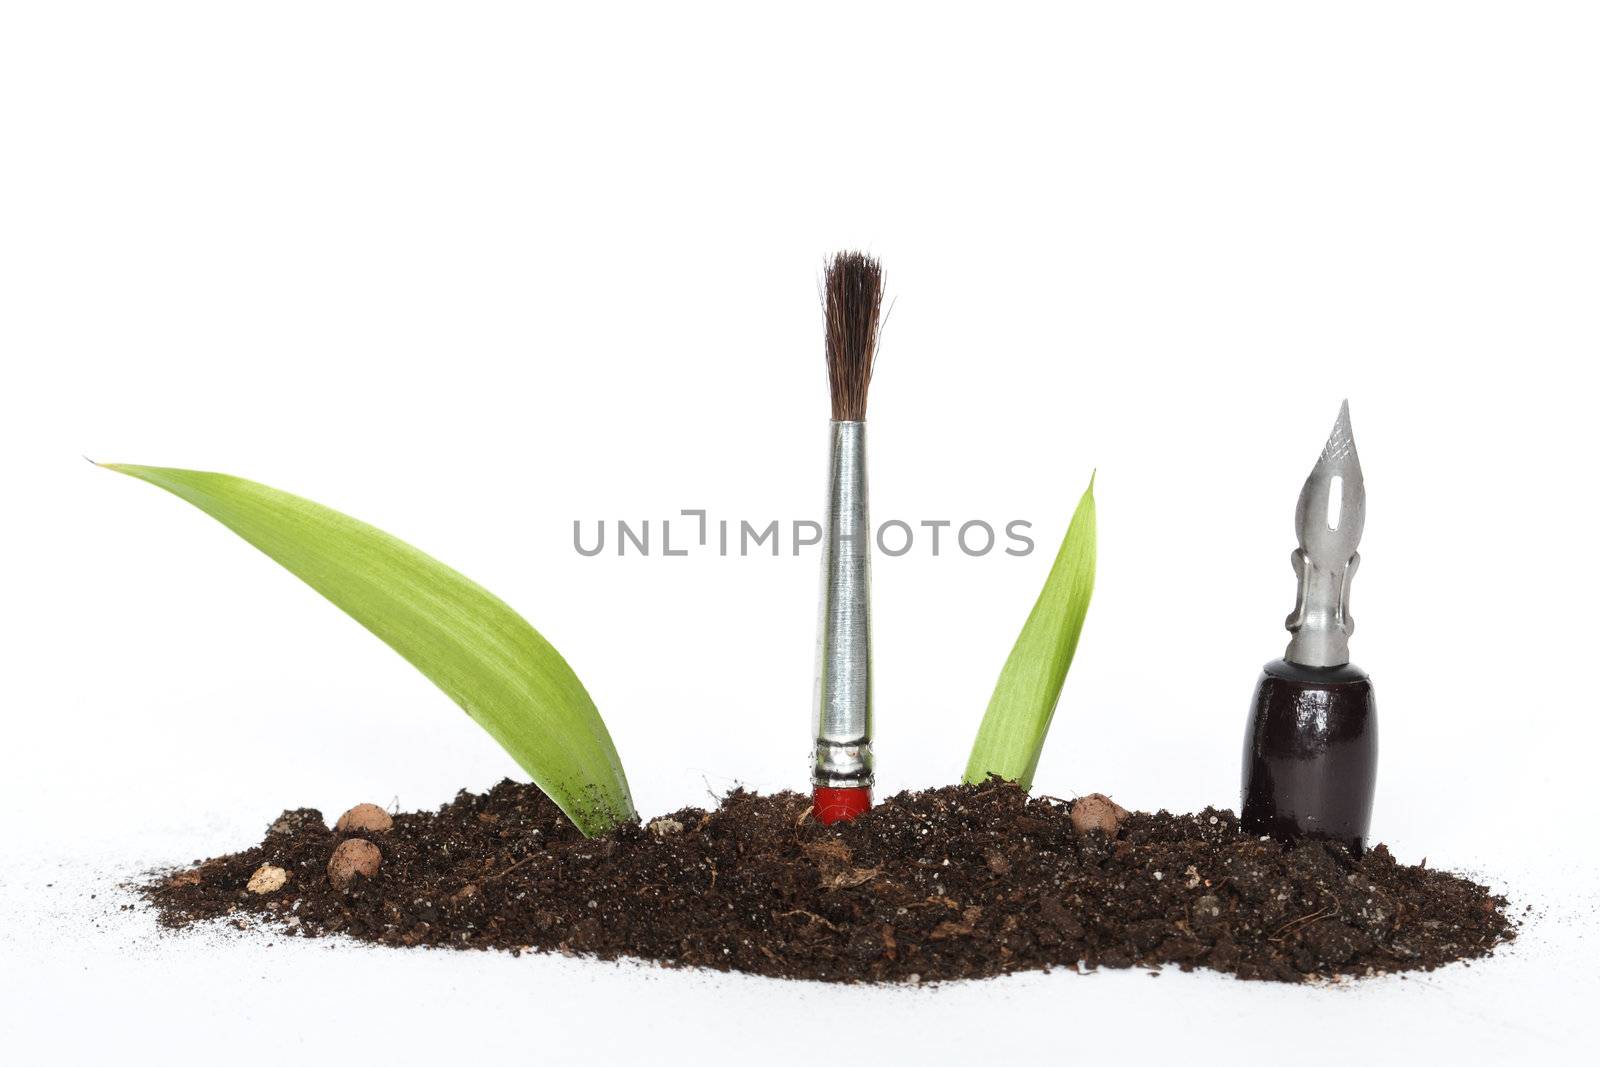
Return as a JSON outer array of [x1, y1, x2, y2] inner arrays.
[[3, 2, 1597, 1063]]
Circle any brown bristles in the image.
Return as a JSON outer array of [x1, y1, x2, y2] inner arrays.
[[823, 251, 883, 421]]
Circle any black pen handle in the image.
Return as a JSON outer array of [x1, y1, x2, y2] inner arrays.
[[1240, 658, 1378, 853]]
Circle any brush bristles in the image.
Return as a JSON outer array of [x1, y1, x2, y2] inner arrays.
[[824, 251, 883, 422]]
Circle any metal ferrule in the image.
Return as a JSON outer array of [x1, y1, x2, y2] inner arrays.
[[813, 420, 873, 789]]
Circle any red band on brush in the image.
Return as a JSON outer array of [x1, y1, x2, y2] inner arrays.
[[813, 786, 872, 825]]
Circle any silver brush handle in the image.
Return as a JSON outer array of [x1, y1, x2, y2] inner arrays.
[[813, 420, 873, 789]]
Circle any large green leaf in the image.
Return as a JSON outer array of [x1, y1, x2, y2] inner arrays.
[[103, 464, 635, 836], [964, 475, 1097, 789]]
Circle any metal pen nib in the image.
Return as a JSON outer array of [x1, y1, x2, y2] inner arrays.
[[1285, 400, 1365, 667]]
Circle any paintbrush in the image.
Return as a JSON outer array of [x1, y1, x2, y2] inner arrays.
[[812, 251, 884, 825]]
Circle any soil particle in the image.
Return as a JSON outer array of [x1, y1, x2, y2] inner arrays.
[[326, 839, 381, 889], [268, 808, 326, 837], [246, 864, 288, 895], [1069, 793, 1129, 836], [144, 780, 1515, 984], [334, 804, 393, 834]]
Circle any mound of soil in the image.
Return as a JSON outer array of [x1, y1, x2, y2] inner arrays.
[[145, 781, 1513, 983]]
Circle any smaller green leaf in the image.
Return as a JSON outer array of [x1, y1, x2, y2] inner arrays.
[[964, 474, 1097, 790], [103, 464, 635, 836]]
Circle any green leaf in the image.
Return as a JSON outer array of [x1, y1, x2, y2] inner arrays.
[[103, 464, 635, 836], [964, 474, 1097, 790]]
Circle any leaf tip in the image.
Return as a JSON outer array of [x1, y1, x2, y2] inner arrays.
[[95, 461, 153, 480]]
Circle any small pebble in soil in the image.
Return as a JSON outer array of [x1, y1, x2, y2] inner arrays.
[[246, 864, 288, 895], [334, 803, 394, 834], [145, 780, 1515, 985], [327, 839, 382, 889], [1070, 792, 1129, 835]]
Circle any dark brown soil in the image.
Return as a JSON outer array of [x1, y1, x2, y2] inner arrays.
[[144, 780, 1514, 983]]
